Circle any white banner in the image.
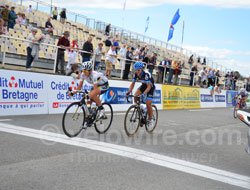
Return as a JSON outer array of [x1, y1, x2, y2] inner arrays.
[[0, 69, 48, 116], [200, 88, 226, 108]]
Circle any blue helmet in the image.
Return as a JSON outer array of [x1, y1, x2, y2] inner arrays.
[[133, 61, 144, 70]]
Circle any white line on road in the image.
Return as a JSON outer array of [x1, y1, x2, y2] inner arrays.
[[189, 109, 212, 112], [0, 123, 249, 189], [0, 119, 13, 122], [108, 113, 126, 116]]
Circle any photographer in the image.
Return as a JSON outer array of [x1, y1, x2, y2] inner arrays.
[[66, 63, 81, 79]]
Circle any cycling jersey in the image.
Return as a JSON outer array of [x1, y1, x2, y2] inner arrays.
[[132, 70, 155, 100], [238, 90, 248, 98], [81, 71, 109, 94]]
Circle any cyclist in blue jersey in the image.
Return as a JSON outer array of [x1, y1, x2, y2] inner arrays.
[[126, 61, 155, 128]]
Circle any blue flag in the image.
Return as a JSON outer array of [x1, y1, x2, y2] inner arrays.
[[171, 8, 180, 25], [168, 9, 180, 41], [168, 24, 174, 41], [145, 16, 150, 33]]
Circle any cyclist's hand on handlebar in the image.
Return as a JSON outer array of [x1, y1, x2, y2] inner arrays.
[[126, 92, 130, 98]]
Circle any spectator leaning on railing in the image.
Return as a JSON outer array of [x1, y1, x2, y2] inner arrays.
[[66, 63, 81, 79], [148, 53, 157, 76], [56, 31, 70, 74], [173, 60, 182, 85], [189, 64, 198, 86], [123, 47, 135, 80], [198, 66, 206, 87], [167, 60, 175, 84], [81, 36, 93, 62], [26, 28, 44, 70], [105, 45, 117, 79], [93, 42, 105, 70], [119, 44, 127, 70], [67, 38, 79, 71], [157, 57, 169, 84]]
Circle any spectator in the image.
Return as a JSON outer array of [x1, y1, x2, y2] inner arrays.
[[167, 60, 176, 84], [0, 9, 2, 19], [230, 72, 234, 90], [188, 54, 194, 68], [148, 53, 157, 76], [1, 5, 9, 27], [27, 5, 32, 14], [105, 45, 117, 79], [139, 46, 146, 59], [157, 57, 169, 83], [52, 7, 58, 20], [225, 72, 231, 90], [143, 53, 151, 68], [105, 36, 112, 52], [21, 14, 26, 25], [202, 57, 206, 65], [81, 36, 93, 62], [113, 39, 119, 54], [232, 73, 238, 90], [207, 68, 215, 87], [66, 63, 81, 79], [26, 28, 43, 70], [215, 70, 220, 86], [16, 12, 22, 24], [0, 18, 6, 34], [135, 45, 140, 54], [189, 65, 198, 86], [60, 8, 66, 24], [198, 66, 206, 87], [246, 77, 250, 92], [8, 6, 17, 29], [93, 42, 105, 70], [56, 31, 70, 74], [67, 38, 79, 71], [173, 60, 182, 85], [197, 56, 201, 63], [105, 24, 111, 36], [119, 44, 127, 70], [113, 34, 119, 42], [45, 17, 53, 35], [123, 47, 134, 80]]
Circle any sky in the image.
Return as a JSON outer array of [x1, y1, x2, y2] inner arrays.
[[22, 0, 250, 77]]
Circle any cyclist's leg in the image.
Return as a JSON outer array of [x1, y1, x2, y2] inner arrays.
[[145, 86, 154, 119], [89, 88, 102, 107], [134, 87, 142, 103]]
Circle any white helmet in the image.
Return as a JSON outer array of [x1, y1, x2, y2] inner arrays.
[[240, 88, 246, 95], [81, 61, 93, 71]]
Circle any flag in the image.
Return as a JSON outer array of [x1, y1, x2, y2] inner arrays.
[[123, 0, 127, 11], [171, 8, 180, 25], [167, 9, 180, 42], [168, 24, 174, 41], [145, 16, 150, 33]]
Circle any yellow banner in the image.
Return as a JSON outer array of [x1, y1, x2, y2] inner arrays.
[[162, 85, 201, 109]]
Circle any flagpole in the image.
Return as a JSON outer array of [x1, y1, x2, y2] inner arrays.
[[181, 20, 184, 52], [122, 0, 127, 28]]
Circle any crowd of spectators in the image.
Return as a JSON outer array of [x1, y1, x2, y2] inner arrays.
[[0, 4, 245, 91]]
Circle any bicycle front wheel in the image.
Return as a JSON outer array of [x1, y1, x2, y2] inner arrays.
[[234, 103, 239, 119], [145, 105, 158, 133], [124, 105, 141, 137], [94, 102, 113, 134], [62, 102, 86, 137]]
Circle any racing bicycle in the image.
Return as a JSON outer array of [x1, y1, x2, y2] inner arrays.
[[124, 95, 158, 137], [62, 88, 113, 137]]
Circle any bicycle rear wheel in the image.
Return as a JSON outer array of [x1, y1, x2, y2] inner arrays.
[[234, 103, 239, 119], [62, 102, 86, 137], [94, 102, 113, 134], [124, 105, 141, 137], [145, 104, 158, 133]]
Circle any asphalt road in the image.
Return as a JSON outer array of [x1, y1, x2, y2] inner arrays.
[[0, 108, 250, 190]]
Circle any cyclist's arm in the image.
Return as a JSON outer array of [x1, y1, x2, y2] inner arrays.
[[143, 83, 151, 95], [69, 80, 83, 96], [93, 83, 99, 90], [128, 81, 135, 94]]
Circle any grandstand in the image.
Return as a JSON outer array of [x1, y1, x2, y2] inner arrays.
[[0, 0, 245, 88]]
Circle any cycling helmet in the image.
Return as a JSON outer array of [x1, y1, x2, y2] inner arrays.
[[133, 61, 144, 70], [240, 88, 246, 96], [81, 61, 93, 71]]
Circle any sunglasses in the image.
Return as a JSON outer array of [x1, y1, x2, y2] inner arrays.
[[83, 70, 89, 73]]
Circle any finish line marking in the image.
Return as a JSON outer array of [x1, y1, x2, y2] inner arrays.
[[0, 123, 249, 189], [189, 109, 212, 112]]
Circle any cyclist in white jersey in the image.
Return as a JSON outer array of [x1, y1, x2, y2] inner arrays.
[[69, 61, 109, 117]]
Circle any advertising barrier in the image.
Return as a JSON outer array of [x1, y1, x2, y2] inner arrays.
[[0, 70, 48, 116], [162, 85, 200, 109], [226, 91, 238, 107], [200, 88, 226, 108]]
